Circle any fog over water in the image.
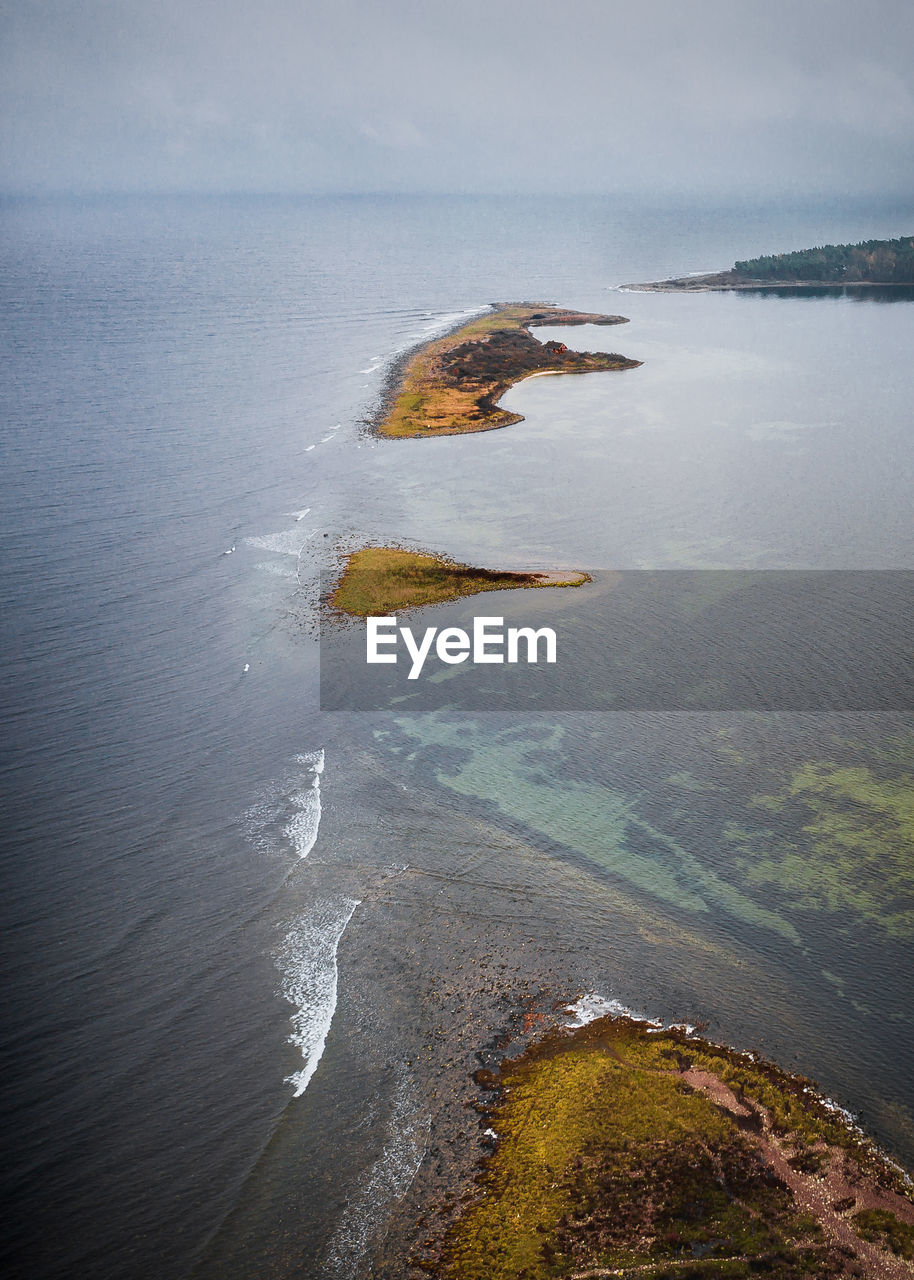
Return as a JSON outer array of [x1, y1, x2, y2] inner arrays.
[[3, 1, 914, 199]]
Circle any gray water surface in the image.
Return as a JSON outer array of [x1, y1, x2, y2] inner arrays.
[[2, 193, 913, 1279]]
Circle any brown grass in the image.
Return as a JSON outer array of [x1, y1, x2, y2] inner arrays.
[[376, 303, 640, 439]]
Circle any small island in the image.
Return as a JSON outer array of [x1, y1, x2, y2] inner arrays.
[[434, 1012, 914, 1280], [329, 546, 589, 617], [631, 234, 914, 291], [375, 303, 641, 438]]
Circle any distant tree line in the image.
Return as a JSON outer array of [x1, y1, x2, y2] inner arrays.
[[733, 236, 914, 283]]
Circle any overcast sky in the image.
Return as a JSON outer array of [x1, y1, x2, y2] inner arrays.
[[2, 0, 914, 198]]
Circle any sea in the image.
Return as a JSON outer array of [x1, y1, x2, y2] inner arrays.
[[1, 192, 913, 1278]]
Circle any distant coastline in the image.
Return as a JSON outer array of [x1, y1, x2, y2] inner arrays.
[[627, 271, 914, 292], [628, 234, 914, 292]]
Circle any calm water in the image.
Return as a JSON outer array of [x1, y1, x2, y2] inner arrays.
[[2, 194, 913, 1279]]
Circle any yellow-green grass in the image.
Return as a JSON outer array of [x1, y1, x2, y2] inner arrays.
[[442, 1018, 910, 1279], [329, 546, 588, 617], [376, 303, 639, 439], [853, 1208, 914, 1259], [600, 1023, 911, 1191]]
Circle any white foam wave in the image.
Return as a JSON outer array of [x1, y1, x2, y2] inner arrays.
[[565, 994, 699, 1036], [821, 1096, 859, 1126], [255, 560, 298, 579], [564, 993, 663, 1028], [380, 307, 491, 366], [297, 748, 325, 774], [245, 529, 314, 556], [292, 507, 311, 522], [284, 750, 325, 860], [418, 307, 484, 335], [285, 790, 321, 859], [277, 897, 360, 1097], [242, 750, 325, 858], [323, 1071, 429, 1277]]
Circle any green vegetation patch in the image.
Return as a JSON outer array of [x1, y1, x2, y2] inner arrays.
[[590, 1025, 905, 1186], [443, 1019, 849, 1279], [853, 1207, 914, 1259], [329, 547, 586, 617], [376, 303, 639, 439], [733, 235, 914, 284]]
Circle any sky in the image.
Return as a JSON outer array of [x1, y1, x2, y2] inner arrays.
[[2, 0, 914, 198]]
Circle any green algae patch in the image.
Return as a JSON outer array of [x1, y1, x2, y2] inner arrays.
[[387, 716, 913, 950], [441, 1018, 913, 1280], [726, 762, 914, 939], [391, 715, 799, 941], [329, 547, 588, 618], [375, 303, 640, 439]]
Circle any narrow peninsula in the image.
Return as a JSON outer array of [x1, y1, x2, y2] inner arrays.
[[631, 234, 914, 291], [329, 546, 588, 617], [430, 1012, 914, 1280], [375, 303, 640, 438]]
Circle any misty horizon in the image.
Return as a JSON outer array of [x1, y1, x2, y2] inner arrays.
[[2, 0, 913, 201]]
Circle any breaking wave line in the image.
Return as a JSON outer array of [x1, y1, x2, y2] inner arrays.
[[277, 896, 360, 1097]]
